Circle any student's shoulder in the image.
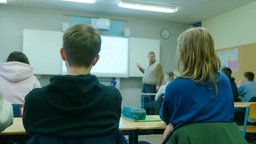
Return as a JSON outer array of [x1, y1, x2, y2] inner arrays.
[[100, 86, 122, 102], [170, 77, 192, 84], [217, 72, 230, 82], [166, 77, 192, 89], [218, 72, 229, 79], [25, 86, 47, 101], [97, 83, 121, 95], [104, 85, 121, 94]]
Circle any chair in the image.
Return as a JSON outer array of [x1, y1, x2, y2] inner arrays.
[[249, 97, 256, 102], [12, 104, 24, 117], [238, 103, 256, 134], [166, 122, 247, 144], [141, 93, 156, 115], [154, 94, 164, 115]]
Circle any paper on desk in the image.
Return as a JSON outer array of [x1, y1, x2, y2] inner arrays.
[[122, 115, 161, 122]]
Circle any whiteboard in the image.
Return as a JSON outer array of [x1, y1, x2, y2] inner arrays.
[[61, 36, 129, 77], [23, 29, 159, 77], [92, 36, 129, 77], [129, 37, 160, 77], [23, 29, 63, 75]]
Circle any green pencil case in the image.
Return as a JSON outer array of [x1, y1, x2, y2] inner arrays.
[[122, 106, 146, 120]]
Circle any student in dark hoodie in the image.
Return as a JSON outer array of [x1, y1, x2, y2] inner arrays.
[[220, 67, 239, 102], [22, 24, 126, 144]]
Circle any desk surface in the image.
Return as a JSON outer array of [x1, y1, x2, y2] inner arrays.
[[120, 115, 166, 130], [234, 102, 256, 108], [141, 93, 156, 96], [1, 118, 25, 135], [1, 115, 166, 135], [119, 118, 138, 130]]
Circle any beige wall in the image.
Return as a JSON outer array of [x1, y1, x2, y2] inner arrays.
[[202, 1, 256, 49]]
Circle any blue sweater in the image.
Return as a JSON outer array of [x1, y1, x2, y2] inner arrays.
[[160, 72, 234, 143], [238, 81, 256, 102]]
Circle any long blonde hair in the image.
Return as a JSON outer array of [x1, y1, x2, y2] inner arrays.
[[176, 27, 221, 95]]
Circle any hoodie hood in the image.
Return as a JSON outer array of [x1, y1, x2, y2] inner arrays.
[[50, 74, 99, 98], [0, 62, 33, 82], [45, 74, 109, 114]]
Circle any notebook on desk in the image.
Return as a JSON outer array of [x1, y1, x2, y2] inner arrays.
[[122, 115, 161, 122]]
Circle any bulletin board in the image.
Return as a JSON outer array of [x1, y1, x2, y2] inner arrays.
[[216, 42, 256, 83]]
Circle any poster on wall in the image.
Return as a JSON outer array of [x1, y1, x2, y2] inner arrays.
[[217, 48, 238, 71]]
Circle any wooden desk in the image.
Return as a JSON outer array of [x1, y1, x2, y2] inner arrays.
[[120, 115, 166, 128], [0, 118, 26, 143], [131, 115, 166, 130], [234, 102, 256, 137], [120, 115, 166, 144], [234, 102, 256, 108], [141, 93, 156, 96], [119, 117, 138, 131], [1, 118, 25, 135], [1, 116, 166, 144]]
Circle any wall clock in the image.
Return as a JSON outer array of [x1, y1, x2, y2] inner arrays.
[[161, 29, 170, 40]]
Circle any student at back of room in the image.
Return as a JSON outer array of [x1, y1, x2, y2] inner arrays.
[[238, 71, 256, 102], [0, 51, 41, 104], [220, 67, 239, 102]]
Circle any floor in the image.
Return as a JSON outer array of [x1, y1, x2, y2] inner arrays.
[[125, 134, 163, 144], [139, 134, 163, 144]]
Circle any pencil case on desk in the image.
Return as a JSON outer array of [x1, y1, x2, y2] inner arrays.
[[122, 106, 146, 120]]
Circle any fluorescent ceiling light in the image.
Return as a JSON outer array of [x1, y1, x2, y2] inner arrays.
[[118, 1, 178, 13], [62, 0, 96, 4], [0, 0, 7, 4]]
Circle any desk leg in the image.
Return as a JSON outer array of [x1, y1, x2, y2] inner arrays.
[[129, 130, 138, 144], [241, 107, 250, 137]]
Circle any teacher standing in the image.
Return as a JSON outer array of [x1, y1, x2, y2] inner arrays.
[[137, 51, 163, 114]]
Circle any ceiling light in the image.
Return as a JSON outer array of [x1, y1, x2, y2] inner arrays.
[[118, 1, 178, 13], [0, 0, 7, 4], [62, 0, 96, 4]]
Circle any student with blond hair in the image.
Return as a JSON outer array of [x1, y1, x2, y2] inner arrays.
[[160, 27, 245, 144]]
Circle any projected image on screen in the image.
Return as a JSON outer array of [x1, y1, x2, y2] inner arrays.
[[62, 36, 129, 77]]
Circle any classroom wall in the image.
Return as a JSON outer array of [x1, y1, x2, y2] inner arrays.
[[0, 5, 189, 107], [202, 1, 256, 83], [202, 1, 256, 50]]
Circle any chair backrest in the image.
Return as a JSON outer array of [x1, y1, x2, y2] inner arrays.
[[154, 94, 164, 114], [12, 104, 24, 117], [249, 97, 256, 102], [249, 103, 256, 119], [166, 122, 247, 144]]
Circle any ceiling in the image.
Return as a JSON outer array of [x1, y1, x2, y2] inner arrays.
[[4, 0, 256, 24]]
